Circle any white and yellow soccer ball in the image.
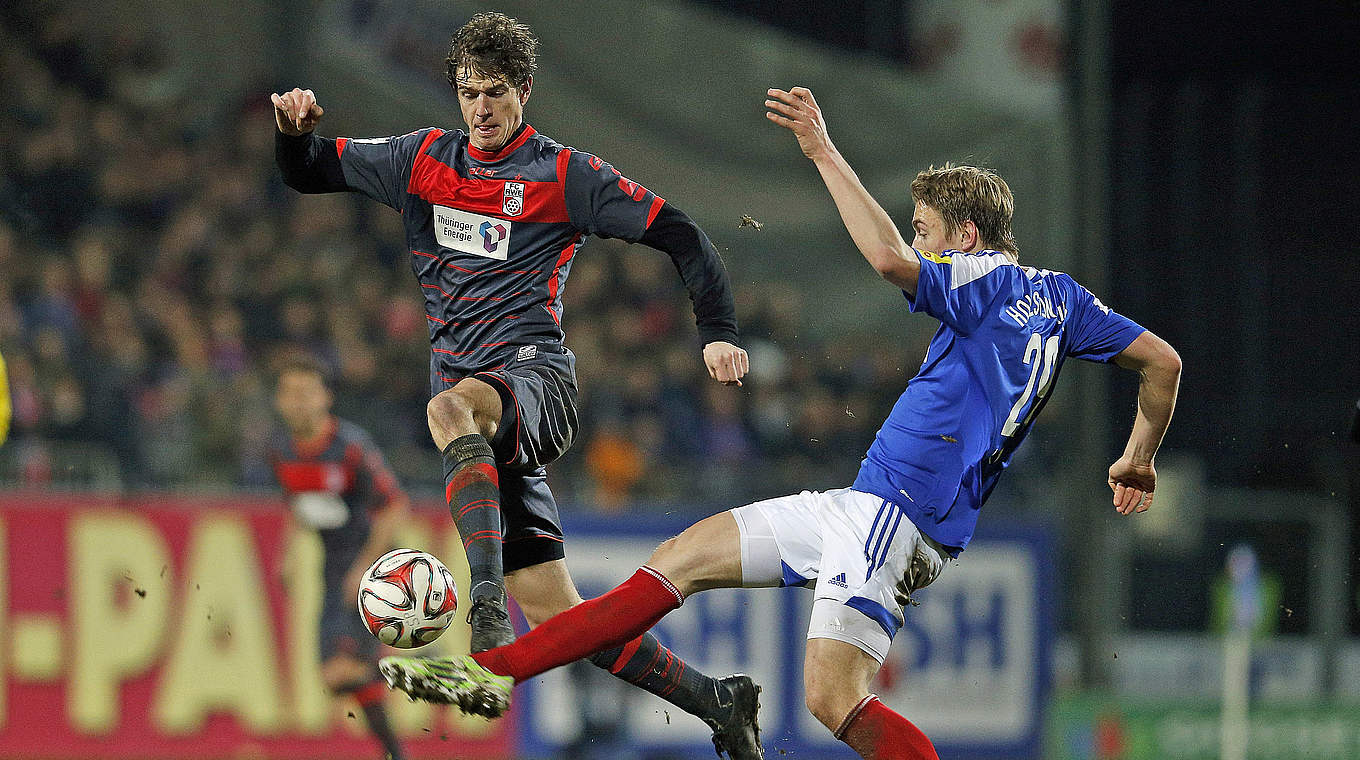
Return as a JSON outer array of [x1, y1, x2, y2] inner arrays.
[[357, 548, 459, 648]]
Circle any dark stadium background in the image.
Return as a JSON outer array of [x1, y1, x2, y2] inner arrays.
[[1, 0, 1356, 758]]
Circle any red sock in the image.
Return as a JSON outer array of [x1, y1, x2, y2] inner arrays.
[[472, 566, 684, 683], [835, 695, 939, 760]]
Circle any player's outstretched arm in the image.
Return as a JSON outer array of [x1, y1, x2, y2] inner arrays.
[[765, 87, 921, 293], [1108, 331, 1182, 515], [636, 204, 749, 386]]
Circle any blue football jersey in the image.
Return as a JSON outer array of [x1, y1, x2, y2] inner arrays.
[[852, 249, 1147, 551]]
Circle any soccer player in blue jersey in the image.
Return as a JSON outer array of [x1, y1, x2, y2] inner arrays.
[[271, 11, 760, 758], [268, 357, 409, 760], [380, 86, 1182, 760]]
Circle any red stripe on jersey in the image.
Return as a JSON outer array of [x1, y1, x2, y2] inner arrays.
[[430, 314, 520, 328], [408, 152, 569, 224], [414, 250, 541, 276], [545, 234, 583, 325], [460, 293, 526, 302], [336, 137, 349, 159], [422, 283, 456, 300], [274, 460, 354, 494], [645, 195, 666, 228], [556, 148, 571, 184], [421, 282, 528, 302], [405, 129, 446, 198], [467, 125, 538, 162]]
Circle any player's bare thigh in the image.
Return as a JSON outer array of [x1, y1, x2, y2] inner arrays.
[[426, 377, 502, 449], [505, 512, 742, 626], [803, 637, 880, 732], [646, 511, 744, 597]]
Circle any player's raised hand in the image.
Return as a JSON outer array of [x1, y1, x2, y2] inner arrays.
[[703, 341, 749, 387], [765, 87, 833, 160], [271, 87, 324, 136], [1107, 455, 1156, 515]]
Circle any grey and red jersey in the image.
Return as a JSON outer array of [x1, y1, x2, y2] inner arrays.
[[326, 124, 736, 389], [268, 417, 403, 570]]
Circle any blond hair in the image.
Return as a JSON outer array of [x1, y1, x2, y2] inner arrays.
[[911, 164, 1018, 261]]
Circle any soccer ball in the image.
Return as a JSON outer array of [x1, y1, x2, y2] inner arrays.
[[357, 548, 459, 648]]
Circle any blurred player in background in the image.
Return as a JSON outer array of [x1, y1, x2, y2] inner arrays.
[[269, 357, 408, 760], [271, 11, 760, 757], [379, 87, 1183, 760]]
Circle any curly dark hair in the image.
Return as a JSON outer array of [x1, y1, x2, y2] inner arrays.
[[445, 12, 539, 89]]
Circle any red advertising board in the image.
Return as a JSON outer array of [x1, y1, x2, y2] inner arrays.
[[0, 492, 515, 759]]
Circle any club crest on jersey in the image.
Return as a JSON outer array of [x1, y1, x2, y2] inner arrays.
[[502, 181, 525, 217]]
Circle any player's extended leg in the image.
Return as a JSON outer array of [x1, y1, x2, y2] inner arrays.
[[467, 512, 744, 682], [323, 655, 406, 760], [426, 378, 514, 652], [504, 557, 762, 759], [379, 513, 751, 715], [803, 638, 937, 760]]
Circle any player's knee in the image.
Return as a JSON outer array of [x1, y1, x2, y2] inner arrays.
[[803, 653, 871, 733], [645, 535, 695, 586], [803, 677, 860, 734], [427, 387, 498, 443], [427, 389, 466, 424], [646, 528, 730, 597], [799, 679, 843, 734], [426, 389, 474, 436], [650, 535, 682, 562]]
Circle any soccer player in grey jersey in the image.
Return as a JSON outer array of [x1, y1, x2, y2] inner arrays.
[[271, 11, 760, 758]]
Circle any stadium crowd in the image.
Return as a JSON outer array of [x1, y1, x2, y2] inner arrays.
[[0, 6, 939, 512]]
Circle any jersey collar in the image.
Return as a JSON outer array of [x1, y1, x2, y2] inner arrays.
[[467, 123, 536, 163]]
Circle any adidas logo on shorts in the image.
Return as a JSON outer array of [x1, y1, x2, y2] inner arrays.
[[828, 572, 848, 588]]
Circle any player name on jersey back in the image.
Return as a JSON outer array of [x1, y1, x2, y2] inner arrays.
[[433, 205, 512, 260], [1003, 291, 1067, 327]]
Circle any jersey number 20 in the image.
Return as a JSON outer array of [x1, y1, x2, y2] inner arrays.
[[1001, 332, 1060, 438]]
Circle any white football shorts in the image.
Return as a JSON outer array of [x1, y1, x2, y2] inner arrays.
[[731, 487, 948, 663]]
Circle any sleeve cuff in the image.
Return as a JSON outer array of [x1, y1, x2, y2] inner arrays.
[[699, 327, 740, 346]]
